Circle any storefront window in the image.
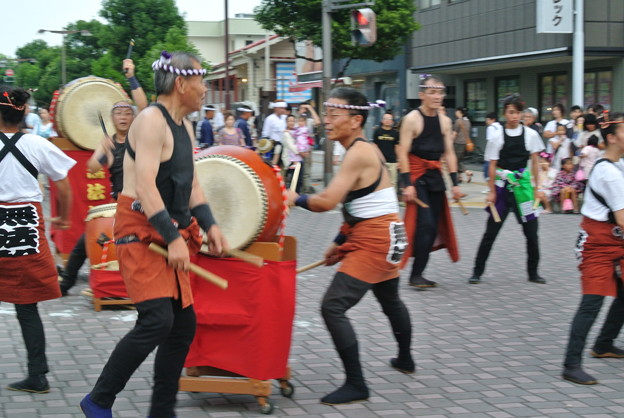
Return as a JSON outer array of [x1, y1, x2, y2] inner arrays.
[[539, 73, 567, 122], [464, 79, 487, 123], [584, 70, 612, 110], [495, 76, 520, 119], [420, 0, 441, 9]]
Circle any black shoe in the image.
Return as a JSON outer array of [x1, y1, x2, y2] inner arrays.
[[528, 275, 546, 284], [409, 275, 437, 288], [591, 346, 624, 358], [468, 275, 481, 284], [6, 374, 50, 393], [562, 366, 598, 385], [320, 382, 369, 405], [390, 358, 415, 374], [59, 282, 69, 296]]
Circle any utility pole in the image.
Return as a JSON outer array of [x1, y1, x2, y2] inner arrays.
[[572, 0, 584, 108], [224, 0, 231, 109]]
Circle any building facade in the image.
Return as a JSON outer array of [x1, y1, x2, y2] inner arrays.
[[408, 0, 624, 144]]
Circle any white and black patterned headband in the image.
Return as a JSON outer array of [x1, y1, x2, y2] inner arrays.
[[151, 51, 207, 76], [112, 103, 133, 110], [418, 73, 445, 90], [237, 107, 252, 112], [323, 100, 386, 110]]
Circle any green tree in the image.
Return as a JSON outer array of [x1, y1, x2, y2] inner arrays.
[[254, 0, 419, 77]]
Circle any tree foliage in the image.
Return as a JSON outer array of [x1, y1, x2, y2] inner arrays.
[[254, 0, 419, 70], [11, 0, 201, 107]]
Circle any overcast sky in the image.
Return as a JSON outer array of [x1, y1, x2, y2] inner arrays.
[[2, 0, 262, 57]]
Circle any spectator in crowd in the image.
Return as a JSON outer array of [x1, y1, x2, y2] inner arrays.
[[373, 111, 400, 192], [569, 105, 583, 122], [34, 108, 56, 139], [578, 134, 601, 179], [215, 113, 245, 146], [198, 105, 215, 146], [543, 104, 572, 154], [523, 107, 543, 136], [587, 103, 605, 116], [453, 106, 472, 183], [550, 124, 574, 172], [574, 113, 603, 149], [551, 157, 585, 213], [235, 106, 254, 146], [483, 112, 502, 193]]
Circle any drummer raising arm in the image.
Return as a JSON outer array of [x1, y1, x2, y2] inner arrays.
[[87, 59, 147, 175]]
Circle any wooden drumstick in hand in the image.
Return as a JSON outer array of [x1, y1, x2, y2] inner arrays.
[[290, 162, 302, 192], [297, 259, 325, 274], [455, 200, 469, 215], [414, 198, 429, 208], [148, 243, 228, 289], [488, 202, 501, 223], [226, 248, 264, 268]]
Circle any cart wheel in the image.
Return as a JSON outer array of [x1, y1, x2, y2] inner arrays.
[[258, 397, 274, 415], [279, 381, 294, 398]]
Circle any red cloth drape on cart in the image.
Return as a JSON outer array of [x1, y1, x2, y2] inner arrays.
[[89, 269, 129, 298], [49, 150, 113, 254], [185, 255, 297, 381]]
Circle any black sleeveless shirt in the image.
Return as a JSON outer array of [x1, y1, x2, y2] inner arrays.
[[125, 103, 194, 227], [341, 138, 383, 226], [409, 108, 446, 191], [498, 127, 530, 171], [109, 135, 125, 200]]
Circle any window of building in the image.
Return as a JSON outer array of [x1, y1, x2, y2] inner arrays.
[[584, 70, 612, 110], [495, 76, 520, 118], [539, 73, 567, 122], [420, 0, 441, 10], [245, 40, 254, 46], [464, 79, 487, 123]]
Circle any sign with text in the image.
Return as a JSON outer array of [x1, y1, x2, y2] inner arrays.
[[536, 0, 573, 33]]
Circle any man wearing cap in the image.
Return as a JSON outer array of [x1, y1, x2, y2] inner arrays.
[[199, 105, 215, 146], [262, 100, 288, 166], [235, 106, 253, 147]]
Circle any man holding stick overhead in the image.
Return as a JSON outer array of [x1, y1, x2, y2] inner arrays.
[[397, 76, 462, 289], [288, 87, 413, 405], [467, 95, 545, 285], [80, 51, 227, 418]]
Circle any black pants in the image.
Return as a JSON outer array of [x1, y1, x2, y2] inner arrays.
[[321, 272, 411, 352], [411, 184, 446, 277], [60, 233, 87, 291], [473, 191, 539, 277], [2, 302, 49, 376], [90, 298, 196, 418], [564, 279, 624, 368]]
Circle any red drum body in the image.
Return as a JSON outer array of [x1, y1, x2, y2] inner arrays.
[[195, 146, 284, 250], [84, 204, 117, 266]]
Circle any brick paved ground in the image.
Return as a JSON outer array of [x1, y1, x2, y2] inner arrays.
[[2, 157, 623, 417]]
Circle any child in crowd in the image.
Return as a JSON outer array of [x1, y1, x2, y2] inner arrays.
[[536, 154, 556, 214], [294, 115, 312, 159], [550, 124, 574, 171], [551, 157, 585, 213], [578, 135, 601, 180], [283, 114, 303, 192]]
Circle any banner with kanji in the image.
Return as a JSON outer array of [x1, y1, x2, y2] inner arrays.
[[49, 150, 113, 256]]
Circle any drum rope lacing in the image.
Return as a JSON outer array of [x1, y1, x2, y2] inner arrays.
[[272, 165, 288, 252], [196, 154, 269, 249]]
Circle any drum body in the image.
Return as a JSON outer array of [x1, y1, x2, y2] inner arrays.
[[52, 76, 129, 150], [85, 203, 117, 266], [195, 146, 284, 250]]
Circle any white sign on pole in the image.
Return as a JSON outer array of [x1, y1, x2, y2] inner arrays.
[[536, 0, 573, 34]]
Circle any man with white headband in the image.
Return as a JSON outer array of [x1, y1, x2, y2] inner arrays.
[[287, 87, 413, 406], [262, 100, 288, 166], [198, 104, 216, 146], [235, 106, 253, 146], [80, 51, 227, 418]]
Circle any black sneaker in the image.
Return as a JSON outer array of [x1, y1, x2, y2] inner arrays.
[[6, 374, 50, 393], [409, 275, 437, 288], [468, 275, 481, 284], [591, 346, 624, 358], [562, 366, 598, 385], [528, 275, 547, 284], [390, 358, 415, 374]]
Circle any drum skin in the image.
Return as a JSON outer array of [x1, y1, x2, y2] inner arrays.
[[52, 76, 129, 150], [84, 203, 117, 266], [195, 146, 284, 249]]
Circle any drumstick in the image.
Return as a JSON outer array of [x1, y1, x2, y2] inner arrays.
[[290, 162, 302, 192], [533, 199, 541, 210], [124, 39, 135, 73], [226, 248, 264, 268], [91, 260, 119, 270], [148, 243, 228, 290], [97, 111, 109, 137], [297, 259, 325, 274], [415, 198, 429, 208], [488, 202, 502, 223], [455, 200, 469, 215]]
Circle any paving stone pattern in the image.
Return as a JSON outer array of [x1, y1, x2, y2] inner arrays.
[[2, 180, 624, 417]]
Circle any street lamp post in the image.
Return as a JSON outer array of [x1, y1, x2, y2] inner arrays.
[[37, 29, 91, 87]]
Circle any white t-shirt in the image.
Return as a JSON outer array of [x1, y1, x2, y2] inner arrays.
[[579, 146, 601, 174], [484, 125, 545, 161], [581, 158, 624, 222], [261, 113, 286, 142], [544, 119, 571, 153], [0, 132, 76, 202]]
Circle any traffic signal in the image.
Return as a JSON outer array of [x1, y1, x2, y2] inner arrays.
[[351, 8, 376, 47]]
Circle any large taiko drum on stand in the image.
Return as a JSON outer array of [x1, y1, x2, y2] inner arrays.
[[84, 203, 118, 266], [195, 146, 285, 250], [50, 76, 129, 150]]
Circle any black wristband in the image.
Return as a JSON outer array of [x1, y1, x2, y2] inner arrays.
[[450, 172, 459, 187], [97, 154, 107, 165], [399, 172, 411, 189], [148, 209, 181, 244], [295, 194, 310, 210], [191, 203, 217, 232], [333, 233, 347, 245], [127, 76, 141, 90]]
